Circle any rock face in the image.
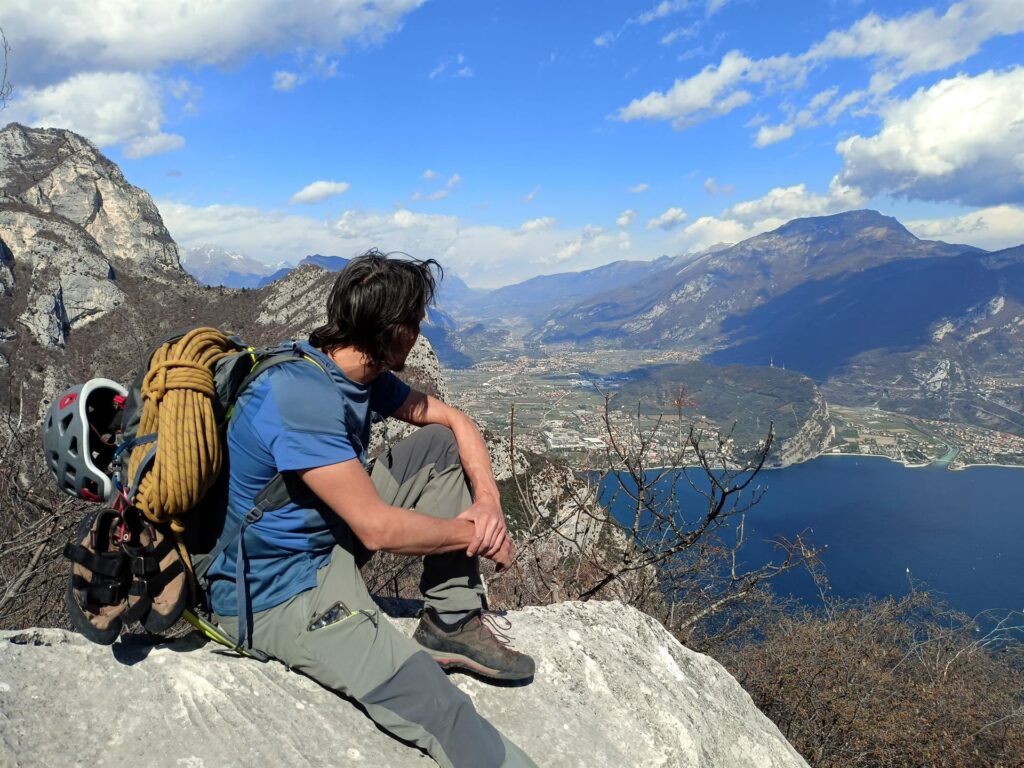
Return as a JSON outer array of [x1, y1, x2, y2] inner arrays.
[[0, 601, 808, 768], [0, 123, 180, 273]]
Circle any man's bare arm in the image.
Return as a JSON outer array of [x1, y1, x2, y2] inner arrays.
[[391, 390, 508, 558], [300, 459, 480, 557]]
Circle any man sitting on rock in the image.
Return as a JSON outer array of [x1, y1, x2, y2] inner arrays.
[[207, 250, 537, 768]]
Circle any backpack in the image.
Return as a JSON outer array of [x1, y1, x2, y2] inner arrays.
[[47, 327, 328, 658]]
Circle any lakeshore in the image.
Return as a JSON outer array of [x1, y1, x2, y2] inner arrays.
[[607, 455, 1024, 618]]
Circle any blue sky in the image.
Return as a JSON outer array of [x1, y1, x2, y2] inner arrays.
[[4, 0, 1024, 287]]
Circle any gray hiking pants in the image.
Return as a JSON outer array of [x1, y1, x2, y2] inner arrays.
[[217, 424, 536, 768]]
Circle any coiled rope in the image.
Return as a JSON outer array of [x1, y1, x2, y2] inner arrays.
[[127, 327, 237, 533]]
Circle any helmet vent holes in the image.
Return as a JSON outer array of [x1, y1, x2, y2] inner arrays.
[[68, 436, 79, 457], [60, 413, 73, 434]]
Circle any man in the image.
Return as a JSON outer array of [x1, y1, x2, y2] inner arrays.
[[208, 251, 537, 768]]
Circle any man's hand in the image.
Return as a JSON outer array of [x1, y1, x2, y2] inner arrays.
[[457, 498, 508, 558], [491, 537, 515, 571]]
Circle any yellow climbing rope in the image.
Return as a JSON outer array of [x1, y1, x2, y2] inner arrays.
[[126, 327, 237, 533]]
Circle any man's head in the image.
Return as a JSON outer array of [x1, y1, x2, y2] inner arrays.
[[310, 249, 441, 372]]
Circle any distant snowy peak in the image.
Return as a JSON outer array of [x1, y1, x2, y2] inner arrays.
[[180, 244, 287, 288]]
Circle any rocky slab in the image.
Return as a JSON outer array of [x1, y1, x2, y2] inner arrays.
[[0, 601, 807, 768]]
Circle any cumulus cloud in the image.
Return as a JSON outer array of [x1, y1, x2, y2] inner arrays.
[[617, 209, 638, 228], [906, 205, 1024, 251], [422, 169, 439, 180], [4, 0, 425, 86], [672, 178, 866, 252], [616, 0, 1024, 137], [754, 123, 796, 147], [160, 200, 638, 288], [289, 180, 351, 205], [123, 133, 186, 159], [617, 50, 756, 129], [837, 68, 1024, 206], [647, 207, 689, 230], [630, 183, 650, 193], [806, 0, 1024, 83], [518, 217, 557, 234], [4, 1, 422, 156], [6, 72, 184, 157]]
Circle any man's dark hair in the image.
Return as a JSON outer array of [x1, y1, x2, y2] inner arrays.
[[310, 249, 442, 370]]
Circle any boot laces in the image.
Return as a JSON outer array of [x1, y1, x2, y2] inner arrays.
[[480, 610, 513, 645]]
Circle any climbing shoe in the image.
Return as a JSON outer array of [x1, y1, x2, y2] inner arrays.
[[414, 607, 535, 681], [120, 506, 188, 633], [64, 508, 131, 645]]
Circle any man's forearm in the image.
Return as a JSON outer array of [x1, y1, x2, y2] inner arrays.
[[446, 408, 500, 503], [372, 505, 476, 555]]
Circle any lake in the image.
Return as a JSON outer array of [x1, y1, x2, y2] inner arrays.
[[605, 456, 1024, 617]]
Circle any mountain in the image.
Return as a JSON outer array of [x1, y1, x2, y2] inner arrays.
[[180, 244, 289, 288], [0, 124, 449, 439], [536, 210, 978, 347], [451, 255, 684, 325]]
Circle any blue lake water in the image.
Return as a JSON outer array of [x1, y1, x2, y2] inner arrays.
[[605, 456, 1024, 617]]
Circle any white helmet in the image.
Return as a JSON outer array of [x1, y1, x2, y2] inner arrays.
[[42, 378, 127, 502]]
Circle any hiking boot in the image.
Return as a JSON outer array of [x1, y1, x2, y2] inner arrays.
[[414, 607, 535, 681]]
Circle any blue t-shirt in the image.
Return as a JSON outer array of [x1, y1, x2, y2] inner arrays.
[[207, 341, 410, 616]]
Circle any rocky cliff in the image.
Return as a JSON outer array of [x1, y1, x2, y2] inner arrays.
[[0, 601, 808, 768]]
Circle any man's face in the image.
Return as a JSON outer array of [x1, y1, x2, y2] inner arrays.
[[389, 313, 423, 372]]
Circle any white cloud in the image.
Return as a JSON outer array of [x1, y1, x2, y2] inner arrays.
[[617, 50, 756, 129], [519, 217, 557, 234], [617, 0, 1024, 135], [754, 123, 795, 147], [660, 24, 699, 45], [289, 180, 351, 205], [672, 178, 866, 252], [635, 1, 691, 25], [522, 186, 541, 203], [422, 169, 439, 180], [647, 206, 689, 230], [159, 200, 642, 288], [722, 179, 864, 225], [630, 183, 650, 193], [123, 132, 185, 159], [412, 172, 461, 202], [6, 72, 184, 157], [704, 177, 734, 195], [706, 0, 730, 16], [429, 53, 473, 80], [906, 205, 1024, 251], [806, 0, 1024, 83], [4, 0, 425, 86], [837, 68, 1024, 206], [4, 1, 423, 155], [272, 71, 300, 91], [594, 32, 615, 47], [616, 209, 638, 228]]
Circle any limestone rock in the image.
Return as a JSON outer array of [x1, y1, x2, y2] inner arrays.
[[0, 206, 125, 347], [0, 123, 180, 274], [0, 601, 807, 768]]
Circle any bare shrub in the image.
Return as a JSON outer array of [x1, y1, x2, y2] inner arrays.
[[715, 584, 1024, 768]]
